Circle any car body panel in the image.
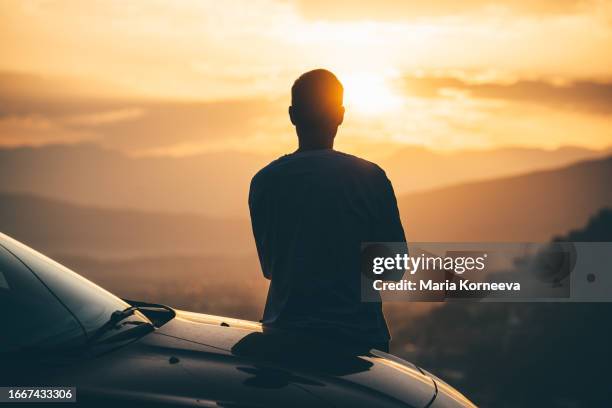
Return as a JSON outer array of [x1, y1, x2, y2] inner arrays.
[[153, 310, 439, 407]]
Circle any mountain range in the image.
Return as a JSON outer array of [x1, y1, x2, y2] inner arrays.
[[398, 155, 612, 241], [0, 143, 608, 218]]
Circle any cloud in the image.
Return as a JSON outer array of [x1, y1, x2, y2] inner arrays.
[[0, 115, 98, 147], [0, 72, 288, 153], [403, 76, 612, 114], [87, 99, 285, 152], [293, 0, 590, 20], [63, 109, 145, 126]]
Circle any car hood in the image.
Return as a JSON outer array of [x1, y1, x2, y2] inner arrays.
[[152, 310, 474, 408]]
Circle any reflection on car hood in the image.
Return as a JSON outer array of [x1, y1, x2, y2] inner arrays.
[[152, 310, 474, 408]]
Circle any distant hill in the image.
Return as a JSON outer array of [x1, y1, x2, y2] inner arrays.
[[0, 143, 608, 217], [385, 145, 610, 193], [0, 193, 253, 258], [398, 155, 612, 241], [554, 207, 612, 242], [0, 143, 271, 217]]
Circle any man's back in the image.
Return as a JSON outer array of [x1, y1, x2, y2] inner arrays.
[[249, 149, 405, 345]]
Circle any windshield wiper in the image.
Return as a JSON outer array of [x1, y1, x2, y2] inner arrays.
[[121, 299, 176, 327], [88, 306, 153, 345]]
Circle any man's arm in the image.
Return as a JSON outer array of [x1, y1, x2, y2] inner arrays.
[[374, 170, 408, 282], [248, 176, 272, 280]]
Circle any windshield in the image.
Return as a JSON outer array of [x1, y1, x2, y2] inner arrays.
[[0, 233, 148, 337], [0, 244, 85, 352]]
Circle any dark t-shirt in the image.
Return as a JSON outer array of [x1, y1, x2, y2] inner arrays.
[[248, 149, 406, 343]]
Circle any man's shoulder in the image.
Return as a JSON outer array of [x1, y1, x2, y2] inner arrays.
[[251, 154, 303, 193], [332, 151, 386, 175], [251, 154, 291, 184], [324, 151, 390, 184]]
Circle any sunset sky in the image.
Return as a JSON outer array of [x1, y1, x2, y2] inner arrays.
[[1, 0, 612, 156]]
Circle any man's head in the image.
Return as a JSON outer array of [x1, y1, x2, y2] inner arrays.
[[289, 69, 345, 149]]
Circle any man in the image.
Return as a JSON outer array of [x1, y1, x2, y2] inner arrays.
[[249, 69, 406, 353]]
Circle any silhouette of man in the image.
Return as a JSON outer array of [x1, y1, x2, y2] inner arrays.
[[249, 69, 406, 353]]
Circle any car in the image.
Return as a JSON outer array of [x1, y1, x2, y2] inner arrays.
[[0, 232, 476, 407]]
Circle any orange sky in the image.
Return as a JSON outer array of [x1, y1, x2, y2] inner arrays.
[[1, 0, 612, 156]]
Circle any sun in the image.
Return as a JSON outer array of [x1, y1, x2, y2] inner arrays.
[[341, 72, 403, 116]]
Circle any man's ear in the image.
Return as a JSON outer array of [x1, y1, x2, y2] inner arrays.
[[337, 106, 345, 126], [289, 106, 297, 126]]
